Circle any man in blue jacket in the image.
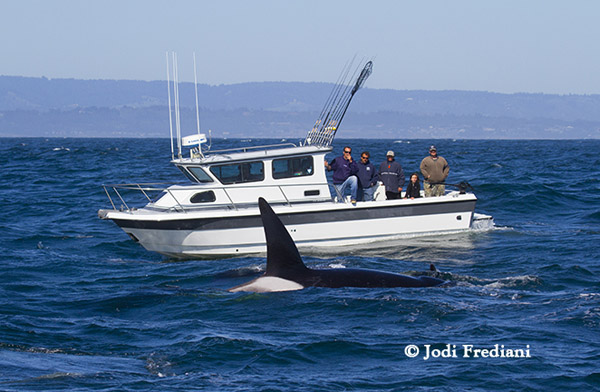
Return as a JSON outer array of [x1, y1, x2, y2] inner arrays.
[[325, 146, 359, 204], [356, 151, 378, 201], [379, 150, 405, 200]]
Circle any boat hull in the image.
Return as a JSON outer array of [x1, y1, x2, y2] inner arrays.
[[101, 193, 479, 258]]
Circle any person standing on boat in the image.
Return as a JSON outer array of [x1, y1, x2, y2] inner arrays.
[[356, 151, 378, 201], [404, 172, 422, 199], [420, 145, 449, 197], [379, 151, 405, 200], [325, 146, 359, 204]]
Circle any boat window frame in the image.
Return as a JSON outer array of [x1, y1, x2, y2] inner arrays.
[[177, 166, 199, 183], [209, 161, 265, 185], [186, 166, 215, 183], [272, 155, 314, 180]]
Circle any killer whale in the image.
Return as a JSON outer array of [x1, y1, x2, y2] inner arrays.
[[229, 198, 447, 293]]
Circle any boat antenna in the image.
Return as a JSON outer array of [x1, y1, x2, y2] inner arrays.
[[172, 52, 182, 159], [193, 52, 202, 138], [166, 51, 175, 160], [303, 59, 373, 147]]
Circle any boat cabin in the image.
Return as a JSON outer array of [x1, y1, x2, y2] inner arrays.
[[151, 144, 334, 211]]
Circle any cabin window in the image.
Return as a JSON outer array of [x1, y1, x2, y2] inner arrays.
[[187, 167, 214, 183], [178, 166, 198, 183], [190, 190, 216, 203], [209, 161, 264, 184], [272, 156, 314, 179]]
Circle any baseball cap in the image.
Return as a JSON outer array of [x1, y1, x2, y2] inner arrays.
[[429, 145, 437, 151], [386, 150, 395, 157]]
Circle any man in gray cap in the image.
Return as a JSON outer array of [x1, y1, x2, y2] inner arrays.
[[420, 145, 449, 197], [379, 150, 405, 200]]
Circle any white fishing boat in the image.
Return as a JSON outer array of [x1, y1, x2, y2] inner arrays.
[[98, 57, 492, 258]]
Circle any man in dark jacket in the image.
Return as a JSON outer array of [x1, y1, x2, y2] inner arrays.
[[356, 151, 378, 201], [325, 146, 359, 204], [379, 150, 405, 200]]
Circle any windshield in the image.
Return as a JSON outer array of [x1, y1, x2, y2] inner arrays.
[[187, 167, 214, 183]]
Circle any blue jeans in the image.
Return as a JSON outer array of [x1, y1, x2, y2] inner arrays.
[[358, 185, 376, 201], [334, 175, 358, 202]]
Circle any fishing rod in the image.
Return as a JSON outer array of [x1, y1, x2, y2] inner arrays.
[[427, 181, 474, 194], [307, 61, 353, 146], [314, 61, 363, 146], [312, 56, 354, 130], [303, 59, 373, 147], [327, 60, 372, 134], [321, 64, 359, 133], [320, 60, 373, 145], [309, 59, 356, 146]]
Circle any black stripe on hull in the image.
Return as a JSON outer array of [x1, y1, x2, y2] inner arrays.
[[112, 200, 476, 231]]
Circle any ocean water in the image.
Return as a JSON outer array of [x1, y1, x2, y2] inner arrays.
[[0, 137, 599, 391]]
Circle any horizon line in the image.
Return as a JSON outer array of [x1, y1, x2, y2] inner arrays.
[[2, 74, 598, 97]]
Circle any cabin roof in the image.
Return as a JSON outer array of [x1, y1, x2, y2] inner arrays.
[[172, 144, 332, 166]]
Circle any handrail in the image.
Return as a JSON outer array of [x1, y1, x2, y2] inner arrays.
[[221, 188, 238, 211], [101, 181, 331, 213], [191, 142, 297, 156], [332, 185, 346, 203], [102, 181, 190, 188], [113, 187, 130, 211], [137, 184, 152, 202], [103, 186, 117, 210], [278, 185, 291, 207], [102, 181, 330, 191], [166, 188, 186, 213]]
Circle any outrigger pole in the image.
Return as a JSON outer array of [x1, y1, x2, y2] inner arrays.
[[173, 52, 182, 159], [193, 52, 202, 139], [303, 59, 373, 147], [166, 52, 175, 160], [166, 52, 210, 160]]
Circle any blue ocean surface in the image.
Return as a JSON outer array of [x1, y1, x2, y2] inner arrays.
[[0, 137, 599, 391]]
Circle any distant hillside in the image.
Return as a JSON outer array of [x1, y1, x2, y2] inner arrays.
[[1, 75, 599, 138]]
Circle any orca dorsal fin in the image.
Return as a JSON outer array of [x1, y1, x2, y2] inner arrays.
[[258, 198, 309, 278]]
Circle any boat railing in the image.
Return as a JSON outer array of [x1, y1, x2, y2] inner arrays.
[[204, 142, 298, 155], [102, 181, 330, 213]]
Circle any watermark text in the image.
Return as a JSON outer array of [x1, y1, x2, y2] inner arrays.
[[404, 344, 531, 360]]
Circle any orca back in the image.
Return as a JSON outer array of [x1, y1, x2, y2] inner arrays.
[[309, 268, 446, 288]]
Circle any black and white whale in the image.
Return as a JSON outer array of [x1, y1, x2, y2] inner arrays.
[[229, 198, 447, 293]]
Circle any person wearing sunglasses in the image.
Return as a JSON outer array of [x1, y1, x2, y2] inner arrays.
[[325, 146, 359, 205], [356, 151, 378, 201]]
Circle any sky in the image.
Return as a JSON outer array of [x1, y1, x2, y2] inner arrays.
[[1, 0, 599, 94]]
